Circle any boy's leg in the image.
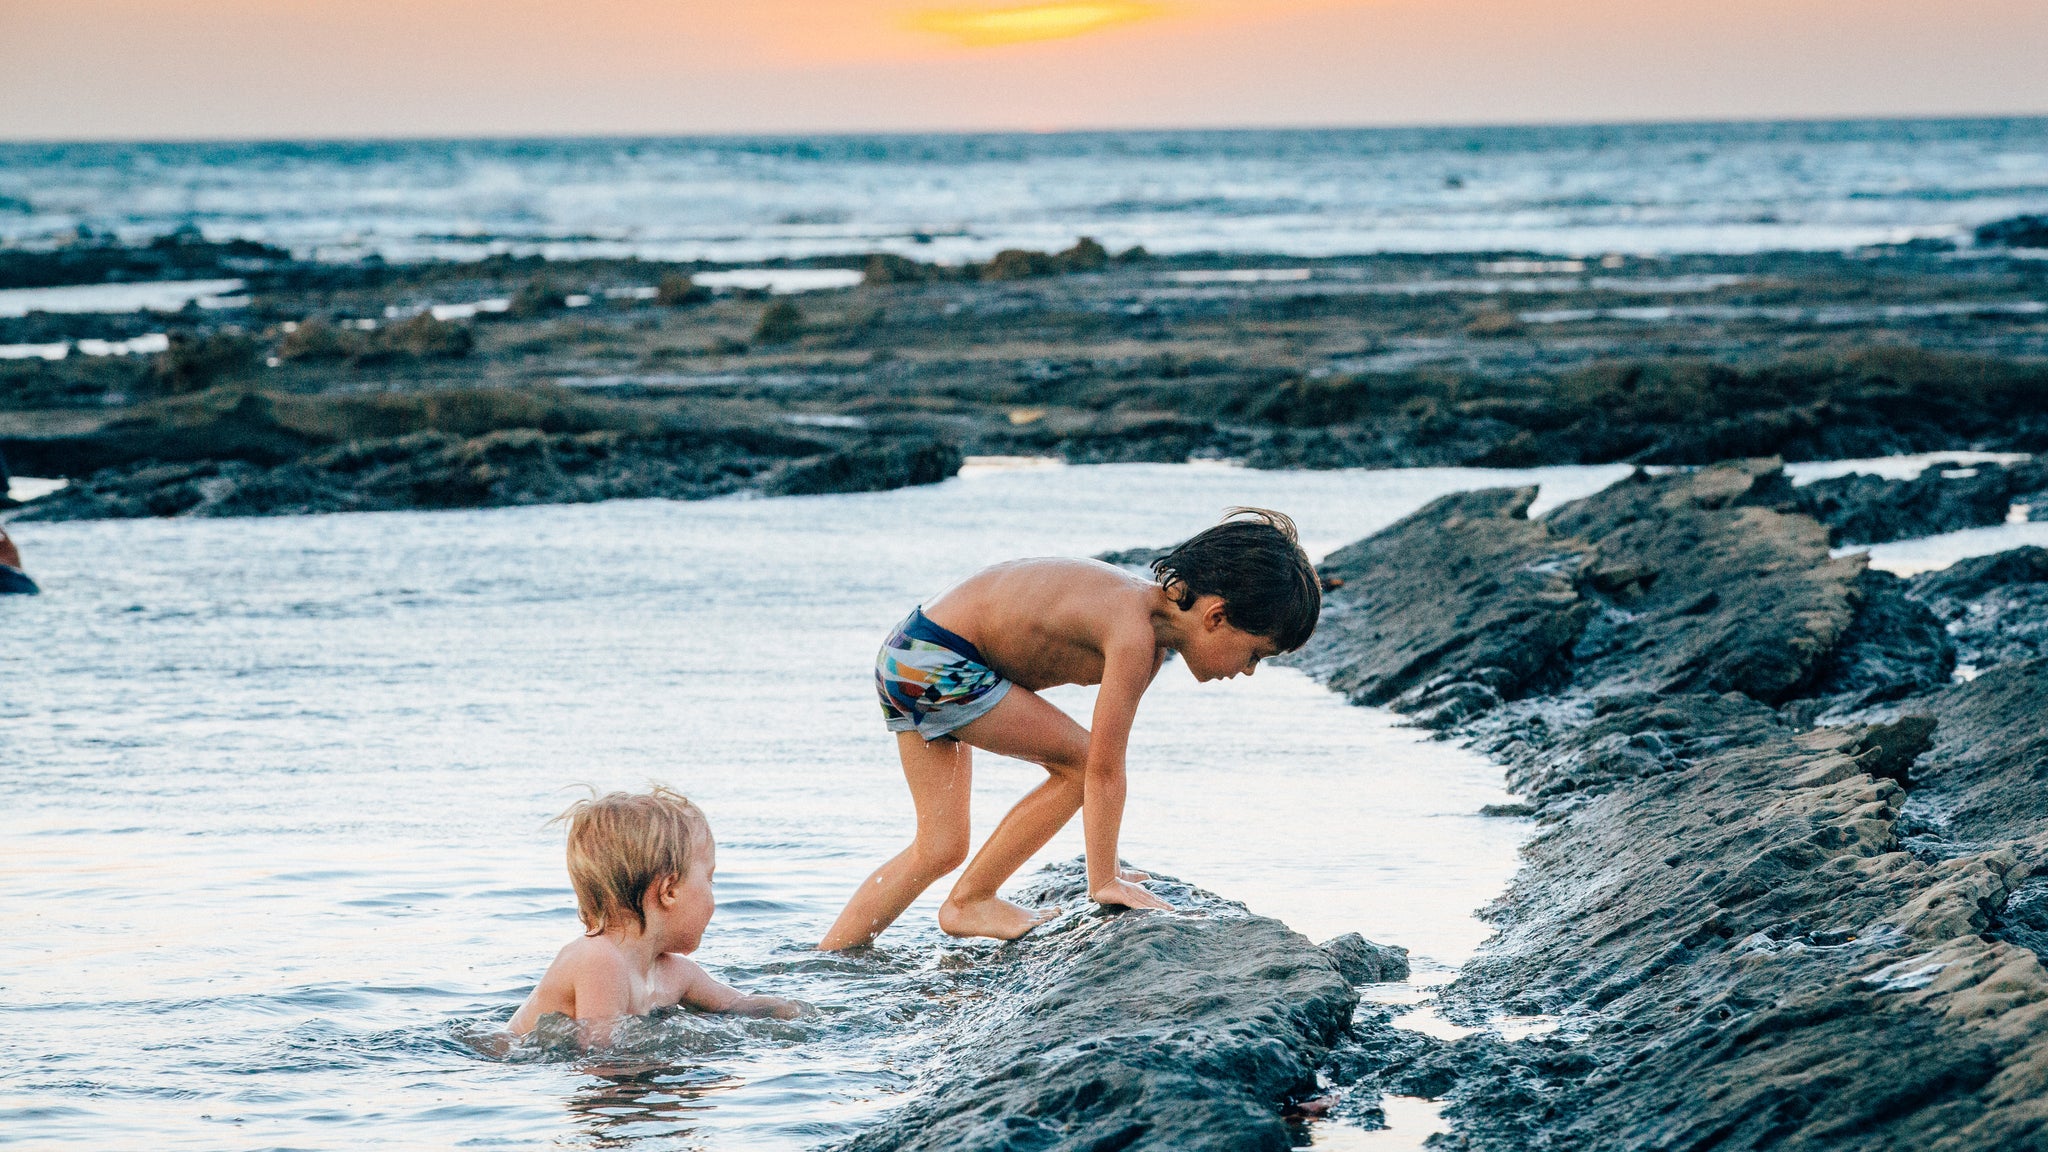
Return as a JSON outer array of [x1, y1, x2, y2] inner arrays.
[[817, 733, 973, 951], [935, 687, 1092, 940]]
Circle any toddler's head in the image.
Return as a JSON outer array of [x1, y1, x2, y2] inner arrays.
[[556, 786, 713, 943], [1152, 508, 1321, 658]]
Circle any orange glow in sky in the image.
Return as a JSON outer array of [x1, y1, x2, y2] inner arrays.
[[906, 2, 1170, 47], [1, 0, 2045, 139]]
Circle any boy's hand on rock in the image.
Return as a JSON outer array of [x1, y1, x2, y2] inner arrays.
[[1092, 878, 1173, 912]]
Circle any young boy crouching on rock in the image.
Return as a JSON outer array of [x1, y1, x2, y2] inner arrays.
[[509, 787, 800, 1043], [819, 508, 1321, 950]]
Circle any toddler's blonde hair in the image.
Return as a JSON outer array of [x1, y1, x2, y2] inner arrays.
[[553, 785, 708, 935]]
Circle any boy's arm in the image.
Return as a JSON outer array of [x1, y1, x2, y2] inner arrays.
[[672, 957, 804, 1020], [1084, 636, 1174, 911]]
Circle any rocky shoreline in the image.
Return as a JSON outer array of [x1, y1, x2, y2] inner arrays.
[[1290, 461, 2048, 1149], [6, 233, 2048, 519], [821, 456, 2046, 1151]]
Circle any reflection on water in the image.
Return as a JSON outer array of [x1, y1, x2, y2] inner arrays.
[[566, 1065, 741, 1149], [2, 461, 1640, 1148]]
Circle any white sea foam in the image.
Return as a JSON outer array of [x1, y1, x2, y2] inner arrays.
[[0, 278, 246, 317], [691, 268, 864, 294]]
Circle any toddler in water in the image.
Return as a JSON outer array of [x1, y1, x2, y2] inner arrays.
[[510, 788, 799, 1042], [820, 508, 1321, 950]]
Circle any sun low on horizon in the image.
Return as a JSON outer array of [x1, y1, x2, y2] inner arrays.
[[903, 2, 1171, 48]]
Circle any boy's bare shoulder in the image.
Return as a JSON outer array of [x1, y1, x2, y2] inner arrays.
[[546, 934, 628, 980]]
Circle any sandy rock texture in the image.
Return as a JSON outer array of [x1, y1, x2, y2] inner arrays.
[[837, 862, 1361, 1152], [1295, 461, 2048, 1150]]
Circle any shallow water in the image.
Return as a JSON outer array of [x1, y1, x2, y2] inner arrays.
[[3, 461, 1646, 1149]]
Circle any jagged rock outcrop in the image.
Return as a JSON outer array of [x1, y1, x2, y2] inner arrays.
[[1758, 459, 2047, 546], [1909, 547, 2048, 671], [1293, 487, 1590, 724], [837, 862, 1361, 1152], [1292, 461, 2048, 1150]]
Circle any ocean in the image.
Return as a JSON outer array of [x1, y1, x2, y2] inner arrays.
[[2, 119, 2046, 265]]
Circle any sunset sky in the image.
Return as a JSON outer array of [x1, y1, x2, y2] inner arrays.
[[3, 0, 2045, 140]]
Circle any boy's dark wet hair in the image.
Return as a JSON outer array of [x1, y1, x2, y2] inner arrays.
[[1152, 508, 1321, 651]]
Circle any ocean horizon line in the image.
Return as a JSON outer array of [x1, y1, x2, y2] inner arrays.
[[4, 111, 2047, 152]]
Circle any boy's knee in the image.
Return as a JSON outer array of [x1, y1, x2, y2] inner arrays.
[[1042, 745, 1088, 781], [916, 833, 969, 875]]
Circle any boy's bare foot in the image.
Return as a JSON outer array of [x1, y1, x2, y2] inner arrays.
[[938, 895, 1059, 941], [1091, 877, 1174, 911], [1119, 867, 1151, 883]]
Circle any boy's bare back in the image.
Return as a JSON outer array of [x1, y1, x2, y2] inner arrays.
[[921, 558, 1168, 693]]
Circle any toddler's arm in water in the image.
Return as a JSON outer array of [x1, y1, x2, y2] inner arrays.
[[664, 954, 802, 1019]]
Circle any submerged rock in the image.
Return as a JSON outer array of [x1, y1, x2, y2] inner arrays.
[[838, 862, 1357, 1152]]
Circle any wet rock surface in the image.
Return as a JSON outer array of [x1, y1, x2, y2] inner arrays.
[[1294, 462, 2048, 1150], [1909, 547, 2048, 670], [1292, 486, 1589, 720], [5, 389, 961, 519], [1765, 460, 2047, 545], [7, 240, 2048, 517], [836, 861, 1359, 1152]]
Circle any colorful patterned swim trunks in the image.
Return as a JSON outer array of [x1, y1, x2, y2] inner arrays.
[[875, 607, 1013, 740]]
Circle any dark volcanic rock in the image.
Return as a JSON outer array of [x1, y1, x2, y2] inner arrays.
[[1321, 933, 1411, 984], [2, 391, 326, 477], [837, 861, 1356, 1152], [1803, 568, 1956, 716], [1296, 460, 2048, 1150], [15, 429, 963, 520], [1446, 688, 2048, 1151], [1976, 214, 2048, 250], [763, 438, 961, 497], [1769, 460, 2046, 546], [1293, 487, 1589, 719], [1916, 661, 2048, 869], [1547, 460, 1863, 703], [7, 383, 966, 520], [1296, 461, 1879, 724], [1909, 547, 2048, 671]]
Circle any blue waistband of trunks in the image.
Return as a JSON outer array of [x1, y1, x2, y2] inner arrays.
[[875, 607, 1013, 740]]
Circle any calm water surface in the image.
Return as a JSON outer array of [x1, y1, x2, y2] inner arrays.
[[1, 461, 1634, 1150]]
